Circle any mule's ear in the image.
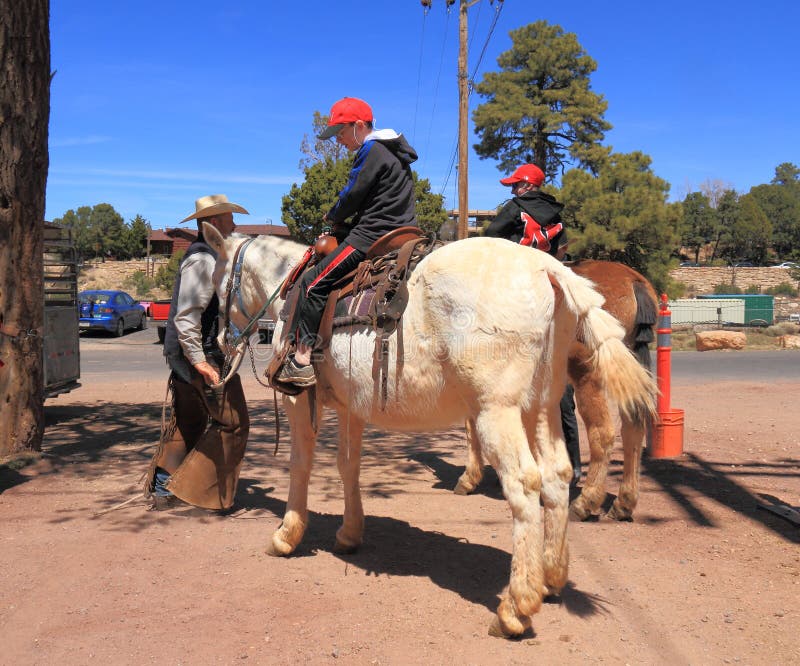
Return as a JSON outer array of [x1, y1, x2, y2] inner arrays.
[[202, 221, 227, 257]]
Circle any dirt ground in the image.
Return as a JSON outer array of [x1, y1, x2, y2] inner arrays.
[[2, 364, 799, 664]]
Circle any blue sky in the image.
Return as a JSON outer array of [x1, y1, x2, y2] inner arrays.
[[47, 1, 800, 230]]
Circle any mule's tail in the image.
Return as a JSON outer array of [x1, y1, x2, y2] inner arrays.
[[548, 263, 658, 427], [632, 280, 658, 371]]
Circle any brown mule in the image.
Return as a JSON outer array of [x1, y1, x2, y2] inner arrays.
[[457, 259, 659, 522]]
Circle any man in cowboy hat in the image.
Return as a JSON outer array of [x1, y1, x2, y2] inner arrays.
[[145, 194, 251, 510], [485, 165, 581, 486], [276, 96, 418, 388]]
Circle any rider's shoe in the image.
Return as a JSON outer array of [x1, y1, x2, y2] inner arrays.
[[276, 357, 316, 388]]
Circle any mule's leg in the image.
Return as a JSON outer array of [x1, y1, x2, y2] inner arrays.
[[475, 406, 543, 638], [334, 411, 366, 553], [605, 415, 645, 521], [526, 405, 571, 597], [568, 375, 615, 521], [454, 418, 485, 495], [267, 393, 318, 557]]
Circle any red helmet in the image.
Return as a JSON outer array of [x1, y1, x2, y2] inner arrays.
[[500, 164, 545, 187]]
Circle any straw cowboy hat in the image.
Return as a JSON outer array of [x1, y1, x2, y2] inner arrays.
[[180, 194, 249, 223]]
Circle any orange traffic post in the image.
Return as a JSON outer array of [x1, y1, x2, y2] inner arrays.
[[651, 293, 685, 458]]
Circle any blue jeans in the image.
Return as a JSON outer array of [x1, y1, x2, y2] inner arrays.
[[152, 467, 173, 497]]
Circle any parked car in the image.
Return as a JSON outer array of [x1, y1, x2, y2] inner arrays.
[[679, 261, 700, 267], [78, 290, 147, 336], [775, 261, 799, 269], [730, 261, 754, 267]]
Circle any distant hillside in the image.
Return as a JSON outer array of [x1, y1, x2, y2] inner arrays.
[[78, 259, 171, 300], [78, 259, 800, 320]]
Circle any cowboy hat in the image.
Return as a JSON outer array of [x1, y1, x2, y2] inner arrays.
[[180, 194, 249, 223]]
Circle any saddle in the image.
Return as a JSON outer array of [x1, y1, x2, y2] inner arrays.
[[267, 226, 442, 402]]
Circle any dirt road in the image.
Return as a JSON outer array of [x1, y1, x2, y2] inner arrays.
[[1, 353, 799, 664]]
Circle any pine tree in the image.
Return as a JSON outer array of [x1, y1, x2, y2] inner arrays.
[[472, 20, 611, 181]]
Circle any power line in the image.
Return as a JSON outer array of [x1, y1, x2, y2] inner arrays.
[[420, 6, 453, 174], [468, 0, 503, 93], [411, 7, 429, 144]]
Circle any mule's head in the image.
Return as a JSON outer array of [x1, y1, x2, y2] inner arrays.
[[202, 221, 252, 356]]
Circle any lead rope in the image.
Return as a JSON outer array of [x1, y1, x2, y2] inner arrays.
[[246, 342, 281, 456]]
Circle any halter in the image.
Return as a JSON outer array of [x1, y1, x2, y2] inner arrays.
[[214, 237, 283, 388], [221, 238, 282, 349]]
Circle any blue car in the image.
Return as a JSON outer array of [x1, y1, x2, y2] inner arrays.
[[79, 290, 147, 336]]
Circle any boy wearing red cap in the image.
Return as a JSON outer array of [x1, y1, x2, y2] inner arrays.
[[485, 163, 568, 259], [485, 164, 580, 485], [277, 97, 418, 388]]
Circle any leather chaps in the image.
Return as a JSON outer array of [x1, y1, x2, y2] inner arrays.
[[146, 372, 249, 510]]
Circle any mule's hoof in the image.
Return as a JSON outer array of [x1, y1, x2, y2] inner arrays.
[[569, 502, 591, 522], [488, 615, 525, 639], [453, 478, 475, 496], [333, 525, 362, 554], [265, 534, 294, 557], [333, 538, 360, 554], [604, 504, 634, 522]]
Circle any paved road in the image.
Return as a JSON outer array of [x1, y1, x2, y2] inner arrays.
[[669, 349, 800, 384], [77, 325, 800, 385]]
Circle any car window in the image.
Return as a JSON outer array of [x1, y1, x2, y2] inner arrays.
[[119, 293, 133, 306], [80, 293, 109, 304]]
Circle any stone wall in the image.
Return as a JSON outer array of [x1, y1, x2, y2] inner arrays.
[[670, 266, 799, 296]]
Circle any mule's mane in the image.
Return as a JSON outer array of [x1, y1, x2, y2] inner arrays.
[[229, 233, 308, 286]]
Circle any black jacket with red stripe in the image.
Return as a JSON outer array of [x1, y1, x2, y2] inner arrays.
[[485, 190, 567, 257], [327, 131, 418, 253]]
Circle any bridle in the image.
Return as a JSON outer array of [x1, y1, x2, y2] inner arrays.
[[214, 236, 283, 388]]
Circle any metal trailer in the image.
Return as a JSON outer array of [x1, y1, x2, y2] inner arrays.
[[668, 298, 746, 326], [698, 294, 775, 326], [43, 223, 81, 398]]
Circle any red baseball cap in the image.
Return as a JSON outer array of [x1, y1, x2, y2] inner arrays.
[[317, 97, 374, 139], [499, 164, 545, 187]]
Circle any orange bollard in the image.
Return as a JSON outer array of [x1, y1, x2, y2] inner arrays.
[[651, 294, 685, 458]]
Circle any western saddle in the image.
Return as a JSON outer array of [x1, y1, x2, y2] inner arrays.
[[266, 226, 442, 401]]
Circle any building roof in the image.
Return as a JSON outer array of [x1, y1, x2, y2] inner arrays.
[[235, 224, 291, 237], [150, 224, 291, 240]]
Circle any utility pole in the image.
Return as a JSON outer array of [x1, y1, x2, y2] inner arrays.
[[423, 0, 502, 239], [457, 0, 474, 240]]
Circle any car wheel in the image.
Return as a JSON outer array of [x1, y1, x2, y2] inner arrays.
[[138, 313, 147, 330], [115, 318, 125, 337]]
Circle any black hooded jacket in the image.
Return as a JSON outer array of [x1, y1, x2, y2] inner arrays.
[[485, 190, 567, 257], [327, 132, 418, 253]]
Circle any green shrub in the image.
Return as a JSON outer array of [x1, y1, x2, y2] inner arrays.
[[713, 283, 742, 294], [123, 270, 157, 298], [764, 282, 799, 297], [744, 284, 761, 294], [155, 250, 184, 292]]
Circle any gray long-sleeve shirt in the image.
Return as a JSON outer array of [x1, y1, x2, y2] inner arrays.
[[173, 251, 216, 367]]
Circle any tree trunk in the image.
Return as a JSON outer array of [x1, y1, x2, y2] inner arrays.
[[0, 1, 50, 455]]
